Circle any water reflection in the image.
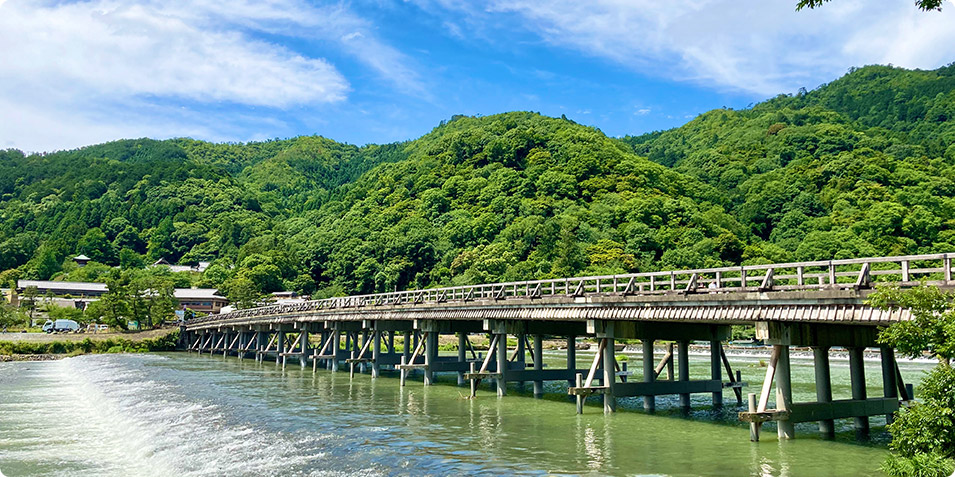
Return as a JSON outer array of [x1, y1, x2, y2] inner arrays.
[[1, 353, 919, 477]]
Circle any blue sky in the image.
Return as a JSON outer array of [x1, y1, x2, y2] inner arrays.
[[2, 0, 955, 152]]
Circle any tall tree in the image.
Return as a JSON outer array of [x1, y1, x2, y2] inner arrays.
[[869, 286, 955, 476]]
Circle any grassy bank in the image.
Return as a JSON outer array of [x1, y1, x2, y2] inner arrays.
[[0, 330, 179, 356]]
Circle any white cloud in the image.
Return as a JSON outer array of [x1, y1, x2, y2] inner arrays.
[[0, 0, 423, 152], [0, 0, 349, 108], [422, 0, 955, 95], [635, 108, 651, 116]]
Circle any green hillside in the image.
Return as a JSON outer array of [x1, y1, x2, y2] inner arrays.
[[624, 64, 955, 260], [1, 64, 953, 305]]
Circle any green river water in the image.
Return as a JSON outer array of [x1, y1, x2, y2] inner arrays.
[[0, 348, 935, 476]]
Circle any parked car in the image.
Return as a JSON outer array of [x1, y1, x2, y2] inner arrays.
[[42, 319, 80, 333]]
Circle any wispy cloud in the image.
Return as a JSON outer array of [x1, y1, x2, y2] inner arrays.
[[418, 0, 955, 96], [0, 0, 423, 151]]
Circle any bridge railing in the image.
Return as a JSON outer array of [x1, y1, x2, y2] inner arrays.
[[188, 253, 953, 325]]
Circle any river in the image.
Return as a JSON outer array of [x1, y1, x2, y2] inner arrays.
[[0, 350, 935, 476]]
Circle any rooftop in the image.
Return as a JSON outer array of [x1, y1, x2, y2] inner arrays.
[[174, 288, 227, 300], [16, 280, 226, 301], [18, 280, 107, 293]]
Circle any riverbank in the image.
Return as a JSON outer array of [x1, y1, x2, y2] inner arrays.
[[0, 329, 179, 357], [0, 353, 61, 362]]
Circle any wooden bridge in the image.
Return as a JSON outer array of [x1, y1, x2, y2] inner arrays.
[[183, 253, 951, 441]]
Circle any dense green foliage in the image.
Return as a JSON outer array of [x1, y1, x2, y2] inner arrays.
[[625, 64, 955, 261], [871, 286, 955, 476], [1, 64, 954, 304]]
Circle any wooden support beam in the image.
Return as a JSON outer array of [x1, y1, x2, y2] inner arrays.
[[720, 344, 743, 405], [653, 345, 674, 379], [757, 346, 780, 413], [584, 339, 606, 388]]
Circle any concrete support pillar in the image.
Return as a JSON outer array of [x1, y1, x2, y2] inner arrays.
[[666, 343, 675, 381], [424, 331, 438, 385], [776, 345, 795, 440], [255, 331, 263, 363], [710, 340, 723, 408], [517, 334, 526, 365], [360, 331, 370, 374], [813, 346, 835, 437], [642, 339, 655, 412], [603, 337, 617, 413], [234, 331, 243, 359], [275, 331, 285, 365], [372, 330, 382, 378], [331, 330, 340, 372], [566, 335, 577, 386], [496, 333, 508, 397], [222, 331, 230, 358], [678, 340, 690, 410], [300, 331, 309, 368], [457, 333, 467, 386], [849, 347, 869, 437], [404, 331, 412, 364], [533, 334, 544, 398], [881, 346, 898, 424], [388, 331, 395, 354]]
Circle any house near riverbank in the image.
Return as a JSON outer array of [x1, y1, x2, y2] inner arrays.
[[14, 280, 228, 314]]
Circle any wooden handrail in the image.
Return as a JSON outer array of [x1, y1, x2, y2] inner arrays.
[[187, 253, 954, 325]]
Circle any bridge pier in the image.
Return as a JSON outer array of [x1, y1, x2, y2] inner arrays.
[[881, 346, 899, 424], [275, 330, 284, 365], [775, 345, 795, 440], [255, 330, 264, 363], [457, 333, 467, 386], [424, 331, 438, 385], [678, 340, 690, 411], [710, 340, 723, 408], [331, 329, 340, 372], [186, 253, 934, 444], [566, 335, 576, 387], [372, 329, 382, 378], [849, 347, 869, 439], [642, 339, 654, 412], [813, 346, 835, 437], [602, 332, 617, 413], [533, 334, 543, 398], [741, 323, 906, 442], [300, 330, 309, 368]]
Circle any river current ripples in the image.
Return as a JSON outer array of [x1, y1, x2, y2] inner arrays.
[[0, 352, 932, 476]]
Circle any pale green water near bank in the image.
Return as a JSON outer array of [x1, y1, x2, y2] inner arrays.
[[0, 350, 935, 476]]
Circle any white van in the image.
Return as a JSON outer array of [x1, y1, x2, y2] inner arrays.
[[42, 319, 80, 333]]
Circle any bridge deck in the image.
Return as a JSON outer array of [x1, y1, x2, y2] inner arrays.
[[184, 253, 954, 330]]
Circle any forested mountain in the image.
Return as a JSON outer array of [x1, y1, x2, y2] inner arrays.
[[624, 64, 955, 260], [1, 64, 953, 305]]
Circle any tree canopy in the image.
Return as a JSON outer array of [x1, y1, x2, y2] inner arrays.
[[1, 64, 954, 301]]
